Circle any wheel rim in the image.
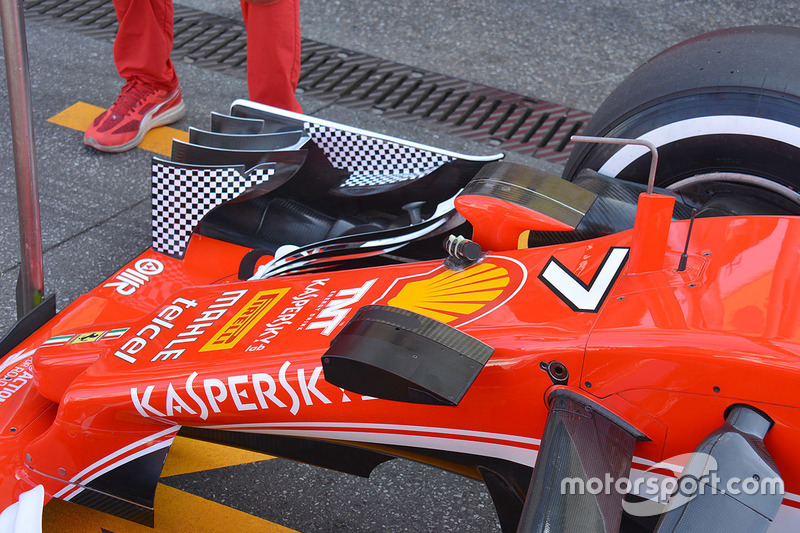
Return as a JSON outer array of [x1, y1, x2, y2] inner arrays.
[[668, 172, 800, 208]]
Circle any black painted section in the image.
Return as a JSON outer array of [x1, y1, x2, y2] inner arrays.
[[178, 427, 394, 478], [0, 293, 55, 359], [69, 446, 170, 527], [323, 305, 494, 406]]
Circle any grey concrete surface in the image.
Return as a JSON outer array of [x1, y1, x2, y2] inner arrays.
[[162, 458, 501, 532], [2, 1, 800, 531], [179, 0, 800, 112], [297, 0, 800, 112]]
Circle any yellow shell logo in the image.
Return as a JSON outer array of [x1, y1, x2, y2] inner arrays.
[[388, 263, 510, 323]]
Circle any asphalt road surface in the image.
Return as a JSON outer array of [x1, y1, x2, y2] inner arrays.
[[2, 1, 800, 531]]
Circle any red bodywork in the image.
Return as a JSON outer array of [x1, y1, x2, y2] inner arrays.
[[1, 186, 798, 526]]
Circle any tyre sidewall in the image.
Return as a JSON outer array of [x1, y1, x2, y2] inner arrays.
[[563, 25, 800, 191]]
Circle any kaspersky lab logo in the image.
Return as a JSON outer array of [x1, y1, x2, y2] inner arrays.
[[559, 453, 784, 517]]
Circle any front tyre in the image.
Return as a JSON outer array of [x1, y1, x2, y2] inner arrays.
[[563, 26, 800, 213]]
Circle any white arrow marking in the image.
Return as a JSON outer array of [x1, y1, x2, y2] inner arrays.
[[539, 247, 629, 312]]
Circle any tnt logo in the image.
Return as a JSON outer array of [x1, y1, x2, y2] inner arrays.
[[306, 279, 377, 335]]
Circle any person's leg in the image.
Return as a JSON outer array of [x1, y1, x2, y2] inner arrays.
[[113, 0, 178, 90], [241, 0, 302, 112], [85, 0, 185, 152]]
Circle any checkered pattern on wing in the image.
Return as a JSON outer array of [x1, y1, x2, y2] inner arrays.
[[305, 122, 452, 188], [248, 166, 273, 182], [151, 161, 274, 258]]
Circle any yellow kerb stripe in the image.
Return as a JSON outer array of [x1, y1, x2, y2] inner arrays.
[[47, 101, 189, 156], [160, 435, 274, 477], [42, 436, 291, 532], [43, 485, 297, 532]]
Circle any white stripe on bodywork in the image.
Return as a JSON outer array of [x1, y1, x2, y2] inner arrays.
[[224, 427, 541, 467], [55, 425, 180, 500], [0, 350, 35, 376], [771, 504, 800, 532], [203, 421, 542, 447]]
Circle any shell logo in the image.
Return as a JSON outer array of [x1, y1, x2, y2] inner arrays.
[[387, 262, 511, 323]]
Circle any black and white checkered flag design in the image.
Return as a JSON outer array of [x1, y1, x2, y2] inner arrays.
[[305, 123, 453, 187], [151, 161, 274, 257]]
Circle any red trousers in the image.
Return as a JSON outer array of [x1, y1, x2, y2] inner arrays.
[[112, 0, 177, 91], [241, 0, 302, 112], [112, 0, 302, 112]]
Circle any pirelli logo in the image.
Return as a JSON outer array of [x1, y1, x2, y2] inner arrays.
[[200, 288, 289, 352]]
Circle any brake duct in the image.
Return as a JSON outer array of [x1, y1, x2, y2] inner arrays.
[[516, 389, 646, 533]]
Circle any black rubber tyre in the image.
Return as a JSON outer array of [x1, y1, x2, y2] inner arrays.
[[563, 25, 800, 211]]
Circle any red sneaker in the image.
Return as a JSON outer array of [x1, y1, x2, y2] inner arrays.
[[84, 81, 186, 153]]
